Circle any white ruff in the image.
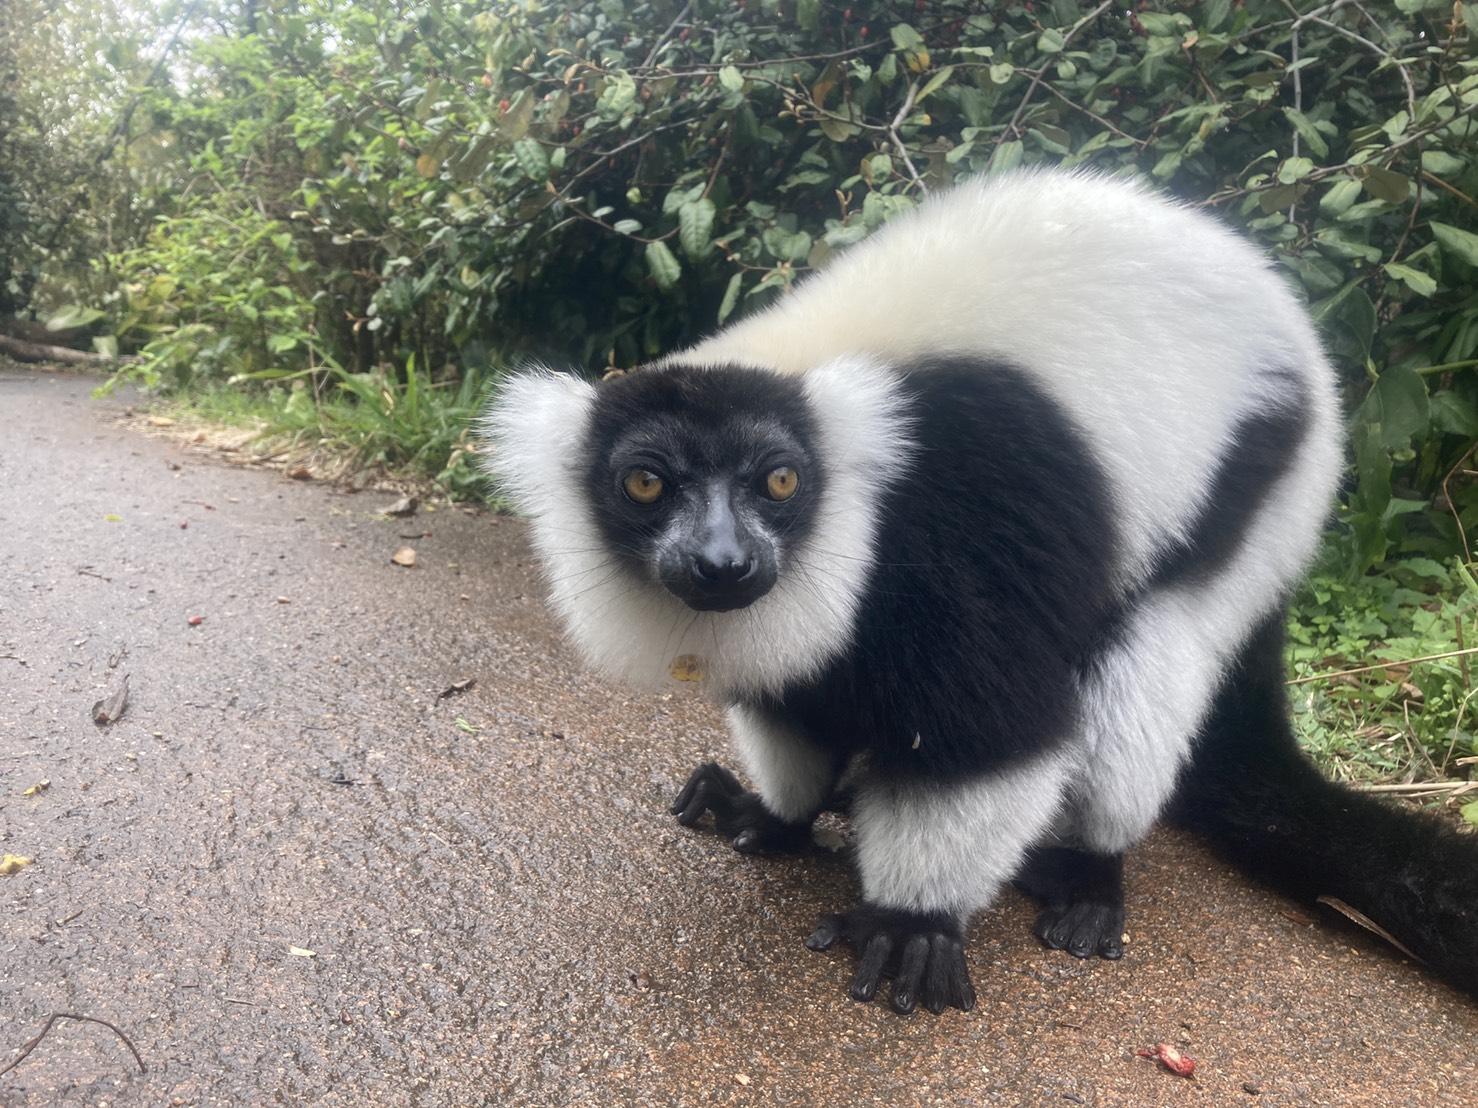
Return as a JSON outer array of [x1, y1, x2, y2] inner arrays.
[[479, 358, 913, 697]]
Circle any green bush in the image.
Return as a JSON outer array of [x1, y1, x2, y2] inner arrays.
[[12, 0, 1478, 578]]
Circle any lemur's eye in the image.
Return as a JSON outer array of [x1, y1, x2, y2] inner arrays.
[[623, 469, 665, 504], [765, 466, 800, 502]]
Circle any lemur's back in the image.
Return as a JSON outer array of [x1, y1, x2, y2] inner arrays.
[[675, 169, 1343, 588]]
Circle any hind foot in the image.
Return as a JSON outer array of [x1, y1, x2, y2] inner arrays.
[[1016, 846, 1126, 960]]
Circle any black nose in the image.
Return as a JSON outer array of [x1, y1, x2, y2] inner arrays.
[[690, 552, 756, 587]]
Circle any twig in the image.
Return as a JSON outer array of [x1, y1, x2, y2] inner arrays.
[[996, 0, 1113, 147], [1420, 170, 1478, 208], [0, 1013, 146, 1078], [1287, 645, 1478, 685], [1352, 780, 1478, 796], [888, 80, 926, 192], [642, 1, 692, 68]]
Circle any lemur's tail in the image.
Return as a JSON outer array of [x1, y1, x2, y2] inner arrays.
[[1168, 614, 1478, 999]]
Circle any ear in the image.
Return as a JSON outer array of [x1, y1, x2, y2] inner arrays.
[[477, 367, 597, 516]]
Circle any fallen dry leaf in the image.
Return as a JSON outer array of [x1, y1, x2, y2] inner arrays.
[[91, 675, 130, 726], [22, 780, 50, 797], [147, 415, 176, 427], [288, 946, 317, 958], [1136, 1042, 1196, 1078], [734, 1074, 751, 1087], [1, 854, 33, 875], [391, 546, 417, 567], [669, 654, 705, 682], [437, 678, 476, 700], [1317, 895, 1423, 963], [287, 465, 312, 480], [381, 495, 419, 518]]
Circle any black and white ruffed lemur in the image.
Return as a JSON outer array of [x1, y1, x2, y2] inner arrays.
[[480, 168, 1478, 1015]]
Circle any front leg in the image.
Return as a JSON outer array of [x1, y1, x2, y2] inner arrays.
[[810, 754, 1071, 1014], [671, 703, 839, 854]]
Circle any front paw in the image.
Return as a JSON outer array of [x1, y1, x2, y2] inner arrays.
[[670, 762, 811, 854], [805, 904, 976, 1015]]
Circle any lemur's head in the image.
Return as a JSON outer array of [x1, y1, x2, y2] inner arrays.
[[579, 365, 821, 612], [480, 358, 910, 692]]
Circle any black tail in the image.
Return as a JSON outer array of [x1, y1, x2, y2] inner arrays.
[[1169, 614, 1478, 999]]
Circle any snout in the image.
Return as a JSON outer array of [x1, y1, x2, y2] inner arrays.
[[660, 538, 777, 612]]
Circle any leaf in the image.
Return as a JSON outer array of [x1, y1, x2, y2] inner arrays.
[[1282, 108, 1329, 158], [1037, 28, 1065, 53], [22, 780, 50, 797], [415, 151, 441, 179], [718, 65, 743, 93], [500, 88, 535, 139], [380, 496, 419, 518], [645, 240, 681, 289], [0, 855, 33, 876], [1358, 365, 1429, 451], [612, 219, 642, 235], [1384, 262, 1436, 297], [288, 945, 317, 958], [1362, 166, 1409, 203], [391, 546, 418, 567], [45, 305, 105, 331], [1462, 800, 1478, 827], [92, 335, 119, 357], [717, 272, 743, 324], [918, 65, 954, 101], [889, 23, 925, 50], [1429, 392, 1478, 437], [678, 197, 716, 260], [1431, 222, 1478, 267], [91, 675, 130, 726], [513, 137, 548, 180]]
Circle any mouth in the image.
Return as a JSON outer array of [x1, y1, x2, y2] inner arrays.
[[665, 577, 775, 613]]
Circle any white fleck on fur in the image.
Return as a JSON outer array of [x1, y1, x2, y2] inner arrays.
[[853, 754, 1074, 921], [727, 704, 835, 821], [480, 358, 914, 697]]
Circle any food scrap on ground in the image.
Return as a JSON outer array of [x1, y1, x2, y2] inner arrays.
[[1136, 1042, 1197, 1078]]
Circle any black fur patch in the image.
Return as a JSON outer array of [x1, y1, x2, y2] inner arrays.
[[756, 355, 1121, 780], [1149, 376, 1308, 588]]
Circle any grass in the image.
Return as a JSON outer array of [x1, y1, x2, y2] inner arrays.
[[1287, 560, 1478, 823], [162, 362, 496, 501]]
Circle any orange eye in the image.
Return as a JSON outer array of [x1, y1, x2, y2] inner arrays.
[[623, 469, 665, 504], [765, 466, 799, 502]]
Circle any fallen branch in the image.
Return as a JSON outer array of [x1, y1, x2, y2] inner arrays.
[[0, 1012, 146, 1079], [0, 333, 129, 366]]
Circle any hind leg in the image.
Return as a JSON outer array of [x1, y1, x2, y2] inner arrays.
[[1016, 846, 1125, 959]]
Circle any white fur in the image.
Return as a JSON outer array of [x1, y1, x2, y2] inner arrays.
[[480, 358, 914, 697], [672, 168, 1342, 588], [853, 753, 1073, 921], [727, 705, 835, 822]]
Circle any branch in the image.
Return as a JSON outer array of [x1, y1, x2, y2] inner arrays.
[[996, 0, 1113, 147]]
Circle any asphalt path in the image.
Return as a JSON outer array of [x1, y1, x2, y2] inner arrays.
[[2, 367, 1476, 1106]]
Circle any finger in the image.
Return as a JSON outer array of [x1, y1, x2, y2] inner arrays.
[[676, 780, 713, 826], [805, 913, 843, 951], [732, 829, 760, 853], [947, 940, 976, 1011], [671, 768, 703, 815], [890, 935, 929, 1014], [923, 934, 953, 1014], [850, 934, 892, 1002]]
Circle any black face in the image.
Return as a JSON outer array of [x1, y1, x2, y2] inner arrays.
[[583, 365, 824, 612]]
